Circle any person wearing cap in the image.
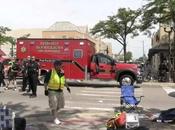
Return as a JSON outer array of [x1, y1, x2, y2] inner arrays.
[[44, 60, 71, 125]]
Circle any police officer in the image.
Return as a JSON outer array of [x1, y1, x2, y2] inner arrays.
[[21, 56, 30, 92], [27, 56, 39, 98], [0, 61, 5, 88], [44, 60, 71, 125]]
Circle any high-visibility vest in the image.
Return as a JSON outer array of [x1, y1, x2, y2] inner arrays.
[[48, 69, 65, 90]]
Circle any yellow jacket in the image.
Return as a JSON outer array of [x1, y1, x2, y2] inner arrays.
[[48, 69, 65, 90]]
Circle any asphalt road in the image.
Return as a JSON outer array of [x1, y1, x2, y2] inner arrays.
[[0, 80, 175, 130]]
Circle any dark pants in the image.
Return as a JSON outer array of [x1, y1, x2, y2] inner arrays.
[[28, 74, 38, 96], [0, 73, 4, 87], [22, 75, 28, 91]]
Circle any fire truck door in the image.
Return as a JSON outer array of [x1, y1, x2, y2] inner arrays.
[[91, 54, 115, 79]]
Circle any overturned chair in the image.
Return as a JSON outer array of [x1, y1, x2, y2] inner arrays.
[[120, 85, 144, 112]]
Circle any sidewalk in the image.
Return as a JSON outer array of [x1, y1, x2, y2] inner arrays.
[[25, 109, 112, 130], [25, 108, 175, 130]]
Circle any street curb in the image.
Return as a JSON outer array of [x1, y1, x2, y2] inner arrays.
[[67, 79, 175, 88], [67, 79, 118, 87]]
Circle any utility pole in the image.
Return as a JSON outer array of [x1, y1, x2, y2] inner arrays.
[[143, 41, 145, 63]]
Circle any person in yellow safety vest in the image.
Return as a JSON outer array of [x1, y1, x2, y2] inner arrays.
[[44, 60, 71, 125]]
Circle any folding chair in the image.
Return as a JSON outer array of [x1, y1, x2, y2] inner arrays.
[[120, 85, 143, 112], [0, 106, 15, 130]]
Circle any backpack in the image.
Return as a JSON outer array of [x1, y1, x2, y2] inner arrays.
[[106, 112, 126, 129]]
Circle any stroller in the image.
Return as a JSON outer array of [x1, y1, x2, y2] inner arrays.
[[120, 85, 144, 112]]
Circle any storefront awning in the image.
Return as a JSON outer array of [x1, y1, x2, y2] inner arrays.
[[148, 44, 169, 58]]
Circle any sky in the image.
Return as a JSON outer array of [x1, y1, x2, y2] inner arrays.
[[0, 0, 153, 59]]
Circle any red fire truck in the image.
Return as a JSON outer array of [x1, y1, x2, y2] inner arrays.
[[16, 38, 142, 86]]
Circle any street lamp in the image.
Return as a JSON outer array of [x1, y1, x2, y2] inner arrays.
[[163, 25, 174, 81]]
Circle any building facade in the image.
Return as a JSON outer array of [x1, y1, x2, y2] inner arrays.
[[2, 21, 112, 57], [42, 21, 112, 55], [149, 24, 175, 81]]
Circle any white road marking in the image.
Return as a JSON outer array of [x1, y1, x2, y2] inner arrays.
[[76, 93, 121, 97], [84, 87, 143, 92], [66, 101, 119, 106], [163, 86, 175, 94], [82, 90, 119, 94], [82, 90, 143, 94], [65, 106, 114, 111]]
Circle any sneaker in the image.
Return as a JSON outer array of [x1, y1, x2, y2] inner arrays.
[[29, 95, 37, 98], [54, 118, 61, 125], [4, 87, 8, 90], [13, 88, 17, 91]]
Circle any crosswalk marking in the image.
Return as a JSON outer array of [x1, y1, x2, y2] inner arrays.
[[65, 106, 114, 111], [82, 90, 119, 94], [82, 90, 143, 94], [76, 93, 121, 97], [66, 101, 119, 106], [66, 86, 144, 111], [162, 86, 175, 94]]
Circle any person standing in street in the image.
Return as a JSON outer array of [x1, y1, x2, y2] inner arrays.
[[21, 57, 29, 92], [27, 56, 39, 98], [0, 61, 5, 88], [44, 60, 71, 125], [6, 58, 21, 90]]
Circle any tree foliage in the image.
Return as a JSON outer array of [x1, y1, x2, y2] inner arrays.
[[0, 26, 11, 45], [125, 51, 133, 61], [141, 0, 175, 32], [117, 51, 133, 62], [91, 8, 141, 62]]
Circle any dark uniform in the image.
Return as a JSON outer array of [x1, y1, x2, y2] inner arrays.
[[21, 59, 29, 91], [0, 62, 5, 87], [27, 58, 39, 97]]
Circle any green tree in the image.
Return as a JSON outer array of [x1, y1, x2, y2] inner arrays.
[[0, 26, 11, 45], [7, 36, 16, 57], [116, 51, 133, 62], [141, 0, 175, 32], [91, 8, 141, 63], [125, 51, 133, 61]]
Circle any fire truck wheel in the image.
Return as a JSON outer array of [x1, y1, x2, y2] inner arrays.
[[119, 75, 134, 86]]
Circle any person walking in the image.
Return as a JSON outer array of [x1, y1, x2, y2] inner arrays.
[[44, 60, 71, 125], [27, 56, 39, 98]]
